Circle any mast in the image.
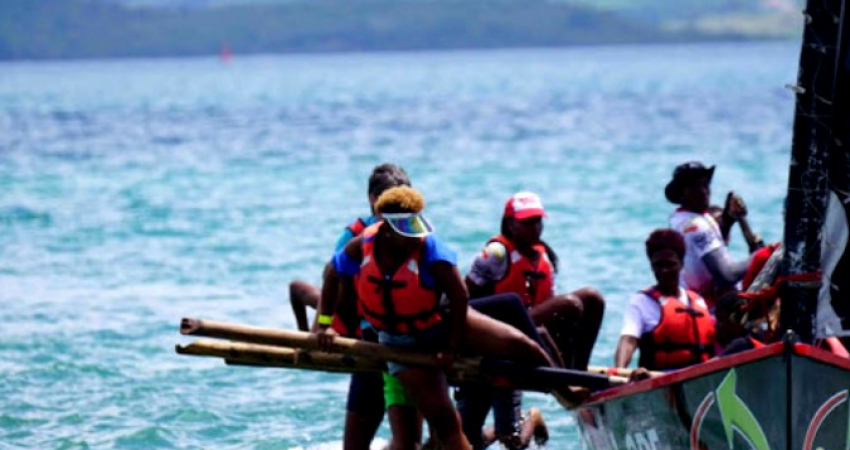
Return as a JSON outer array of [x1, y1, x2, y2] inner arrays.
[[780, 0, 848, 343]]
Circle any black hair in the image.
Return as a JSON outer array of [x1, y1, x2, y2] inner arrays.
[[368, 163, 411, 198], [714, 291, 746, 324], [500, 216, 559, 273], [645, 228, 686, 261]]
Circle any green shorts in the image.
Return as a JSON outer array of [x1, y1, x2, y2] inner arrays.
[[383, 372, 416, 408]]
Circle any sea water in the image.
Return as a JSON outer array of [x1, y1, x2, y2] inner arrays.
[[0, 41, 800, 449]]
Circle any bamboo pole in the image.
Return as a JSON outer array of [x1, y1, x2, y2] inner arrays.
[[176, 339, 386, 374], [178, 317, 625, 392], [587, 365, 663, 379], [177, 338, 626, 394], [180, 318, 479, 372]]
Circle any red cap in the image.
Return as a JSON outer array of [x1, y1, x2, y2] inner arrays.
[[504, 192, 546, 220]]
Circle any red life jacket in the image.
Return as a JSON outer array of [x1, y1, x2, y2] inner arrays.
[[356, 223, 442, 334], [819, 337, 850, 358], [346, 218, 368, 237], [329, 278, 361, 338], [638, 287, 716, 370], [328, 218, 371, 338], [749, 336, 766, 348], [489, 235, 554, 308], [742, 244, 778, 291]]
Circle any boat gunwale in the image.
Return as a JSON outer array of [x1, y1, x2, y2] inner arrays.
[[579, 341, 850, 407]]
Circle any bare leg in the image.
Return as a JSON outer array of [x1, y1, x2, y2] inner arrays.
[[387, 405, 422, 450], [421, 423, 441, 450], [289, 280, 320, 331], [570, 287, 605, 370], [530, 287, 604, 370], [396, 368, 471, 450], [344, 410, 385, 450], [484, 407, 548, 450], [526, 408, 549, 447], [464, 308, 554, 367]]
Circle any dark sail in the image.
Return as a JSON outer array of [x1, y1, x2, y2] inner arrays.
[[781, 0, 850, 341], [823, 2, 850, 336]]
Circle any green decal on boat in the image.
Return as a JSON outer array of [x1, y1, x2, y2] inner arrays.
[[716, 369, 770, 450]]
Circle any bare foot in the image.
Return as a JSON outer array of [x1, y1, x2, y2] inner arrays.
[[553, 386, 590, 408], [529, 407, 549, 446]]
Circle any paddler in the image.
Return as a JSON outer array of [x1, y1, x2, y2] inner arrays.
[[615, 229, 716, 371], [665, 161, 753, 308], [288, 163, 424, 450]]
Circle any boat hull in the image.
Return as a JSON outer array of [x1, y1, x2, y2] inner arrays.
[[574, 342, 850, 450]]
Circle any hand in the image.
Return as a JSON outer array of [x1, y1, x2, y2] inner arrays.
[[315, 327, 338, 352], [629, 367, 652, 382], [748, 232, 766, 253], [723, 191, 748, 221], [436, 348, 456, 373]]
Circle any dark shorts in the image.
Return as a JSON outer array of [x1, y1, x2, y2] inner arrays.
[[347, 372, 386, 414]]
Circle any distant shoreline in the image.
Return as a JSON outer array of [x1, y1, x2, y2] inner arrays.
[[0, 0, 800, 61], [0, 37, 798, 64]]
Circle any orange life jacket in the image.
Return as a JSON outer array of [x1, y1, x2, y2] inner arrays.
[[356, 223, 442, 334], [489, 235, 554, 308], [638, 287, 716, 370]]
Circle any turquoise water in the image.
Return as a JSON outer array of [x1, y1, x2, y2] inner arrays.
[[1, 42, 799, 449]]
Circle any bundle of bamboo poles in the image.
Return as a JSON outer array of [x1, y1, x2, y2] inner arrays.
[[176, 317, 631, 408]]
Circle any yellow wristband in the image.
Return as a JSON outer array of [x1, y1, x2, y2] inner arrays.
[[317, 314, 334, 326]]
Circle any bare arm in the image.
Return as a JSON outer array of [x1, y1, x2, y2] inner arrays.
[[737, 216, 765, 253], [725, 192, 764, 253], [432, 262, 469, 358], [316, 237, 363, 341], [615, 335, 639, 368], [702, 246, 750, 289]]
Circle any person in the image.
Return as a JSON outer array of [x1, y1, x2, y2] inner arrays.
[[454, 296, 550, 450], [615, 229, 715, 371], [316, 186, 556, 450], [714, 291, 769, 356], [665, 161, 753, 308], [458, 191, 605, 449], [466, 192, 605, 369], [289, 163, 412, 332], [288, 163, 422, 450]]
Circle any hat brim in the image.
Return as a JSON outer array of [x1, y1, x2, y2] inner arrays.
[[665, 165, 715, 204], [384, 213, 434, 238], [512, 209, 546, 220], [665, 179, 684, 204]]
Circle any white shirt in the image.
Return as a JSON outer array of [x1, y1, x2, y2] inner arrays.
[[669, 209, 725, 296], [619, 287, 709, 338], [467, 241, 557, 300]]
